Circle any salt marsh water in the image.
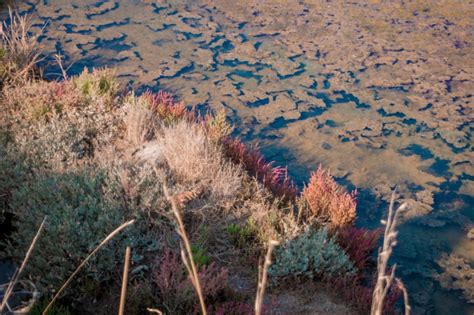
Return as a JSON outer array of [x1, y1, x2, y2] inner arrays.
[[12, 1, 474, 313]]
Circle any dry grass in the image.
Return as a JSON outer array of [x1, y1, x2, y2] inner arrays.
[[124, 93, 157, 146], [162, 181, 207, 315], [0, 8, 42, 83], [371, 191, 410, 315], [243, 183, 301, 242], [160, 121, 242, 206], [119, 246, 131, 315]]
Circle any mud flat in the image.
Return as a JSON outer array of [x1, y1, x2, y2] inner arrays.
[[18, 1, 474, 314]]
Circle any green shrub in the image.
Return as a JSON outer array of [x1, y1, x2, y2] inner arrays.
[[226, 222, 255, 249], [125, 279, 156, 315], [269, 227, 355, 280], [3, 168, 154, 299], [72, 68, 120, 107], [29, 298, 72, 315], [191, 244, 211, 267]]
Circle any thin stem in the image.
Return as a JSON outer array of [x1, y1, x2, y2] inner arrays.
[[255, 240, 279, 315], [371, 190, 409, 315], [43, 220, 135, 315], [162, 182, 207, 315], [397, 278, 411, 315], [118, 246, 131, 315], [0, 216, 46, 313]]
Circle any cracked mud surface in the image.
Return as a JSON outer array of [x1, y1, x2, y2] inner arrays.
[[17, 1, 474, 313]]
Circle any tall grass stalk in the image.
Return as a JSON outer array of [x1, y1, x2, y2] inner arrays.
[[370, 191, 410, 315], [0, 216, 46, 313], [255, 240, 279, 315], [118, 246, 131, 315], [162, 181, 207, 315], [42, 219, 135, 315]]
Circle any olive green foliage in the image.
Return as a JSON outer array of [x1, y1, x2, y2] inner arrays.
[[226, 222, 255, 249], [3, 168, 154, 296], [125, 279, 155, 314], [269, 227, 355, 280], [72, 68, 120, 107], [191, 244, 212, 267], [28, 298, 72, 315]]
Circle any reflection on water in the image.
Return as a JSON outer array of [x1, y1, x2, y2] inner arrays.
[[11, 1, 474, 313]]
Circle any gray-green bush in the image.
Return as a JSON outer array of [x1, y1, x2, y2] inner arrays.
[[0, 144, 26, 224], [3, 168, 156, 296], [269, 227, 355, 280]]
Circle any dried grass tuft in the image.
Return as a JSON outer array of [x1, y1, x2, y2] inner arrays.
[[0, 8, 43, 84], [123, 93, 157, 146], [160, 121, 242, 206]]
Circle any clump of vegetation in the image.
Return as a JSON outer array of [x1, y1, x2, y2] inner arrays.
[[151, 247, 230, 314], [336, 226, 383, 270], [3, 80, 83, 123], [226, 222, 255, 249], [0, 9, 41, 86], [191, 244, 212, 267], [301, 165, 357, 228], [269, 227, 355, 280], [73, 68, 120, 107], [142, 90, 195, 124], [3, 168, 153, 297], [222, 137, 297, 200], [123, 92, 157, 146], [160, 121, 242, 207]]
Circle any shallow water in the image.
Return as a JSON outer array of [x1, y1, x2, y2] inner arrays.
[[10, 1, 474, 313]]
